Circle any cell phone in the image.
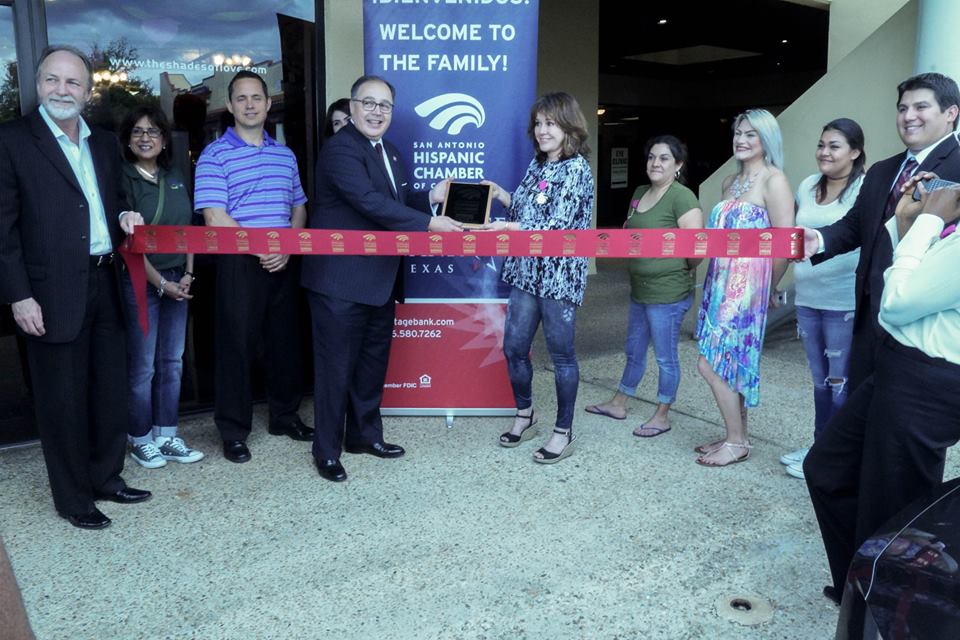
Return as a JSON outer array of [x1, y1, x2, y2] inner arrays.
[[912, 178, 960, 201]]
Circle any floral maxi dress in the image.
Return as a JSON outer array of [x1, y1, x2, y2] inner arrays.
[[695, 199, 773, 407]]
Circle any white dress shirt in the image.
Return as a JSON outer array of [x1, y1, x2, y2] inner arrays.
[[880, 213, 960, 364]]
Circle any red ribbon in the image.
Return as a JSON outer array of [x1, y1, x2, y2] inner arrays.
[[120, 226, 803, 334]]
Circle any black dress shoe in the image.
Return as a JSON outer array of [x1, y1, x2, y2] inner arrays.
[[268, 417, 314, 441], [822, 585, 841, 605], [315, 458, 347, 482], [344, 441, 405, 458], [96, 487, 152, 504], [223, 440, 251, 463], [61, 508, 111, 529]]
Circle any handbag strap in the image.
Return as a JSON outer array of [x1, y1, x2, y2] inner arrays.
[[148, 174, 166, 226]]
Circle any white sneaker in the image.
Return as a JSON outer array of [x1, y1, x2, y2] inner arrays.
[[785, 461, 805, 479], [156, 436, 204, 464], [779, 447, 809, 466], [130, 442, 167, 469]]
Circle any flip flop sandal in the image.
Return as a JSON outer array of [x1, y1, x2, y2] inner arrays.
[[584, 405, 626, 420], [633, 424, 671, 438]]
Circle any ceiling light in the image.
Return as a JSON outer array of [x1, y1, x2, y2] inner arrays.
[[781, 39, 788, 44], [597, 108, 606, 116], [658, 19, 668, 25]]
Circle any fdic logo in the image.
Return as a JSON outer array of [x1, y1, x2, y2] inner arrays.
[[414, 93, 485, 135]]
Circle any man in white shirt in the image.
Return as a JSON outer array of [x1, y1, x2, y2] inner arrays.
[[805, 172, 960, 621]]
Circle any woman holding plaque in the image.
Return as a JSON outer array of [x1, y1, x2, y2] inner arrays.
[[485, 92, 595, 464], [779, 118, 865, 480], [118, 106, 204, 469], [584, 135, 702, 437], [694, 109, 794, 467]]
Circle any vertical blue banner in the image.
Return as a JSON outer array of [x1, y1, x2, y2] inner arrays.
[[363, 0, 539, 300]]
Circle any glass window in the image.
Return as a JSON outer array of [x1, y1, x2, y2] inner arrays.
[[46, 1, 316, 171], [0, 4, 17, 124], [44, 1, 318, 411]]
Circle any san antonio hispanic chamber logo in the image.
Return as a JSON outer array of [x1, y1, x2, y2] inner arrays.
[[415, 93, 485, 135]]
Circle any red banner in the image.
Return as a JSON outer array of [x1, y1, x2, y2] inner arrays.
[[124, 225, 803, 259], [382, 303, 515, 411], [119, 226, 803, 335]]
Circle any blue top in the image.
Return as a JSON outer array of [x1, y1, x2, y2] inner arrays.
[[194, 127, 307, 228], [501, 154, 595, 305]]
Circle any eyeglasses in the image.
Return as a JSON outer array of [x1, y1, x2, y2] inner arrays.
[[131, 127, 162, 139], [352, 98, 393, 113]]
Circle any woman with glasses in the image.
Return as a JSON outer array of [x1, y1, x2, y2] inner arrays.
[[118, 106, 203, 468], [486, 92, 595, 464]]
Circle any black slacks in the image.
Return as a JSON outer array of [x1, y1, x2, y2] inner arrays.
[[213, 255, 302, 441], [24, 267, 128, 516], [805, 336, 960, 596], [306, 290, 394, 461]]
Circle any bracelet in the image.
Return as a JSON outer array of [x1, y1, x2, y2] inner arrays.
[[183, 271, 196, 282], [157, 277, 167, 297]]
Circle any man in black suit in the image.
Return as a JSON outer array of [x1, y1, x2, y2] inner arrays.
[[0, 45, 150, 529], [301, 75, 462, 482], [802, 72, 960, 604], [802, 72, 960, 391]]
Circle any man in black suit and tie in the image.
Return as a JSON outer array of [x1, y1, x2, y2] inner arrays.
[[802, 72, 960, 604], [0, 45, 150, 529], [301, 75, 462, 482], [802, 72, 960, 391]]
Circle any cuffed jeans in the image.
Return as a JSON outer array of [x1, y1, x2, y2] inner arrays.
[[618, 293, 692, 404], [121, 267, 188, 439], [796, 306, 853, 439], [502, 287, 579, 431]]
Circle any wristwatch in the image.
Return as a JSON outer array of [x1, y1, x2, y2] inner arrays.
[[157, 277, 167, 297]]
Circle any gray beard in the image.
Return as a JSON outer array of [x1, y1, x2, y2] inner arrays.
[[44, 98, 82, 121]]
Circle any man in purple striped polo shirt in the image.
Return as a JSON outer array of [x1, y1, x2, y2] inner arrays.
[[195, 70, 313, 464]]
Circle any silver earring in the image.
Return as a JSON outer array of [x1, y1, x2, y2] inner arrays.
[[675, 170, 681, 178]]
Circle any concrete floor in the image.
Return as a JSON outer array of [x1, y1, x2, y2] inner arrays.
[[2, 259, 957, 640]]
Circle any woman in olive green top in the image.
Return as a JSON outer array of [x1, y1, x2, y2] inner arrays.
[[585, 135, 703, 436], [119, 106, 204, 468]]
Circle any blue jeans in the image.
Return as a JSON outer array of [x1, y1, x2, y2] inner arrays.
[[619, 293, 693, 404], [796, 306, 854, 439], [121, 267, 189, 438], [503, 288, 579, 431]]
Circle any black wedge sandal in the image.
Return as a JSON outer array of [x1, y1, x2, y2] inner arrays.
[[498, 410, 537, 448], [533, 428, 577, 464]]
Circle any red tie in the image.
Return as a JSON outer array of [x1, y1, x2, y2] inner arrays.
[[884, 157, 918, 220], [375, 142, 384, 158]]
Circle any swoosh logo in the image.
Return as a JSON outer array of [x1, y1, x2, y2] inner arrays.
[[414, 93, 485, 135]]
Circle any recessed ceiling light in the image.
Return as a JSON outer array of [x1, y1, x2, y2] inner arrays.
[[781, 39, 788, 44], [658, 19, 668, 25]]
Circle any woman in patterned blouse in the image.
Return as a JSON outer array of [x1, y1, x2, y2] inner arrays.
[[486, 92, 595, 464]]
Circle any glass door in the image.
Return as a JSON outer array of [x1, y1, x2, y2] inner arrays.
[[0, 2, 37, 446]]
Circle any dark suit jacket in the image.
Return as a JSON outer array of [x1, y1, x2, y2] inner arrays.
[[300, 122, 432, 306], [0, 109, 128, 343], [816, 134, 960, 330]]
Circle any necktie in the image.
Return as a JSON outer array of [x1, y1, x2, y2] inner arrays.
[[884, 157, 919, 220], [941, 218, 959, 239]]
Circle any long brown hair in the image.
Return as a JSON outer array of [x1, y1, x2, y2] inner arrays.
[[527, 92, 590, 163]]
